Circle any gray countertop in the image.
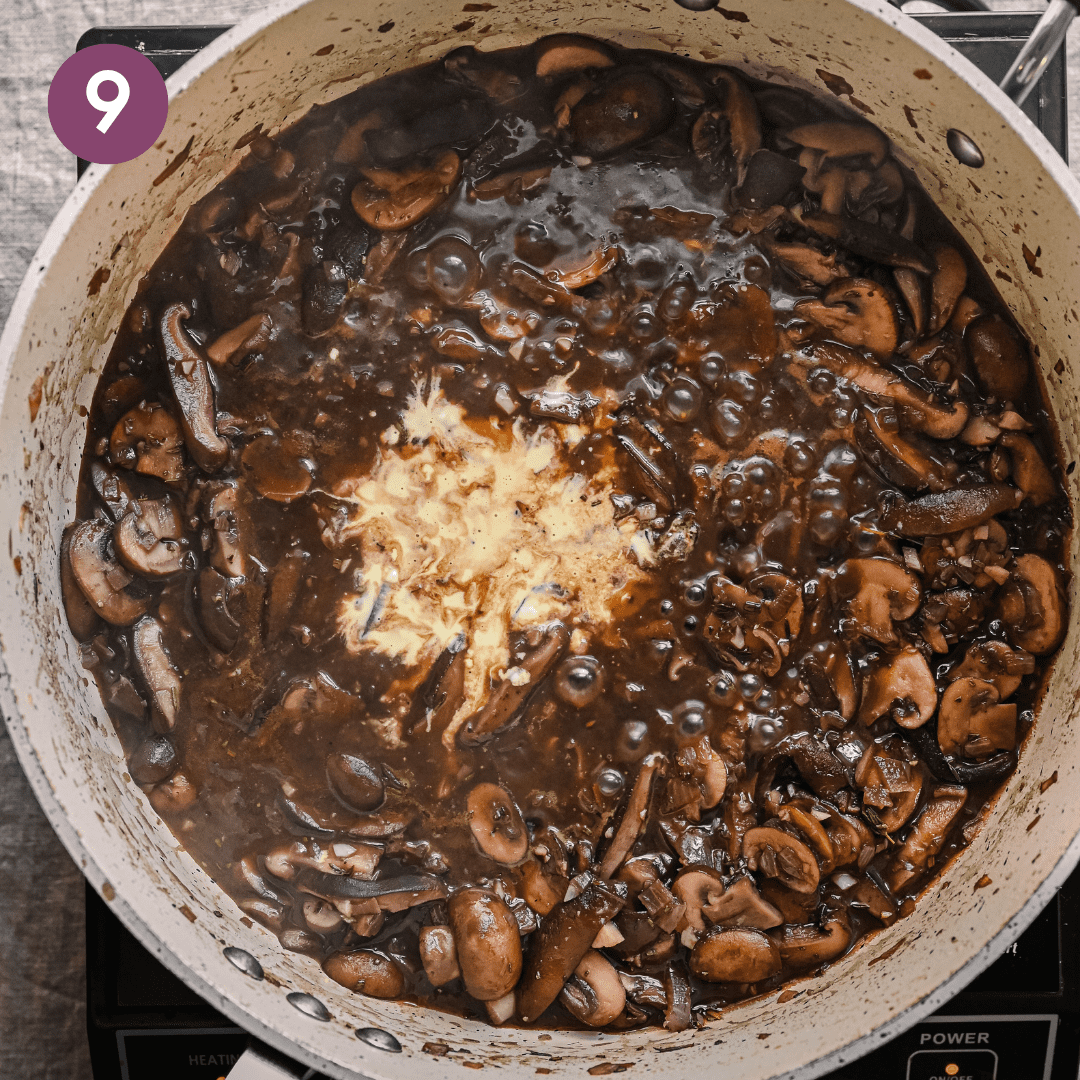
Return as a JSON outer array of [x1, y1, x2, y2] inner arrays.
[[1, 3, 1078, 1077]]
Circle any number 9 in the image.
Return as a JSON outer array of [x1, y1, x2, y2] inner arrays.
[[86, 70, 131, 134]]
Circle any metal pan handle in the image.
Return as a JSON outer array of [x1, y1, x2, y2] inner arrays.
[[998, 0, 1078, 105]]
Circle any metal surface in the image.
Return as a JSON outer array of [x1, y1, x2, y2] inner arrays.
[[3, 2, 1080, 1079], [1000, 0, 1078, 105], [228, 1043, 317, 1080]]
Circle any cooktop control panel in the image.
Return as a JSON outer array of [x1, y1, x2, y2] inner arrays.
[[79, 13, 1074, 1080]]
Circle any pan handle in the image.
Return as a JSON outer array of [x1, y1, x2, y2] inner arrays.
[[997, 0, 1078, 106]]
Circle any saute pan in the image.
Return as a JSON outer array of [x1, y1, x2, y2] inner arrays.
[[1, 1, 1079, 1077]]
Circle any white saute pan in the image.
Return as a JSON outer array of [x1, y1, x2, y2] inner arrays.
[[1, 1, 1079, 1077]]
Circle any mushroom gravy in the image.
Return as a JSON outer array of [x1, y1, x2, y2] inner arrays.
[[63, 35, 1070, 1031]]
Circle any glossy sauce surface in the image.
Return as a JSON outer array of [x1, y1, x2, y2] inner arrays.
[[64, 36, 1070, 1031]]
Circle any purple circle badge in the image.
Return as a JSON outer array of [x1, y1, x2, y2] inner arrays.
[[48, 44, 169, 165]]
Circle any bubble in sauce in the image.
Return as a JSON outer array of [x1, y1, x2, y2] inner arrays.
[[664, 376, 703, 422], [554, 654, 604, 708], [673, 699, 709, 737], [707, 671, 739, 707], [596, 767, 625, 796]]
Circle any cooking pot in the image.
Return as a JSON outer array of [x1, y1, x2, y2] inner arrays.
[[2, 2, 1079, 1077]]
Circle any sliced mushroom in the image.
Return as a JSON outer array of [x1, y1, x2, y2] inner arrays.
[[110, 401, 185, 481], [204, 483, 247, 577], [1000, 432, 1056, 506], [879, 484, 1022, 538], [743, 825, 821, 894], [521, 859, 569, 917], [774, 914, 851, 969], [324, 950, 405, 998], [795, 278, 899, 356], [196, 567, 241, 652], [265, 549, 308, 641], [458, 622, 569, 745], [776, 804, 835, 869], [517, 875, 624, 1023], [662, 964, 692, 1032], [206, 313, 272, 367], [999, 554, 1066, 655], [835, 558, 921, 644], [147, 769, 198, 814], [351, 149, 461, 231], [702, 875, 783, 931], [950, 640, 1034, 699], [535, 35, 614, 77], [886, 784, 967, 892], [857, 646, 937, 729], [816, 351, 969, 439], [671, 867, 725, 934], [786, 120, 888, 169], [965, 314, 1029, 400], [694, 69, 761, 177], [763, 239, 846, 287], [449, 888, 523, 1002], [893, 268, 926, 338], [327, 752, 385, 812], [115, 498, 186, 578], [674, 734, 727, 810], [545, 246, 619, 291], [861, 405, 952, 494], [68, 519, 147, 626], [60, 523, 100, 639], [598, 752, 664, 879], [419, 924, 461, 988], [928, 246, 967, 334], [560, 950, 626, 1027], [302, 898, 344, 933], [798, 211, 931, 274], [158, 303, 230, 473], [569, 70, 675, 160], [938, 677, 1018, 759], [295, 867, 442, 911], [133, 617, 182, 733], [467, 783, 528, 865], [855, 748, 922, 831], [690, 926, 781, 984]]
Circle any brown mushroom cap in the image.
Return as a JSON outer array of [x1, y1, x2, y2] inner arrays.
[[240, 433, 313, 504], [324, 950, 405, 998], [133, 616, 182, 734], [938, 677, 1018, 759], [351, 149, 461, 231], [999, 553, 1066, 655], [965, 314, 1029, 401], [928, 246, 967, 334], [951, 640, 1034, 699], [690, 926, 781, 983], [857, 645, 937, 729], [115, 498, 186, 579], [326, 752, 385, 813], [466, 783, 528, 865], [1000, 432, 1056, 507], [535, 36, 614, 77], [110, 401, 185, 481], [560, 950, 626, 1027], [836, 558, 921, 644], [60, 522, 100, 640], [743, 825, 821, 894], [448, 887, 523, 1002], [795, 278, 899, 357], [775, 916, 851, 969], [68, 519, 148, 626], [880, 483, 1022, 537], [419, 924, 461, 988], [569, 70, 675, 160], [703, 875, 783, 930], [786, 120, 889, 169]]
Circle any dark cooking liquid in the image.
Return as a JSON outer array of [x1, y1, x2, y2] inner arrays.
[[65, 36, 1070, 1030]]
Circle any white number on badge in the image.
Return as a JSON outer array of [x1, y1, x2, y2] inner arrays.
[[86, 69, 131, 134]]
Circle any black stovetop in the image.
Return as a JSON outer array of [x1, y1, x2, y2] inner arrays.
[[78, 13, 1075, 1080]]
